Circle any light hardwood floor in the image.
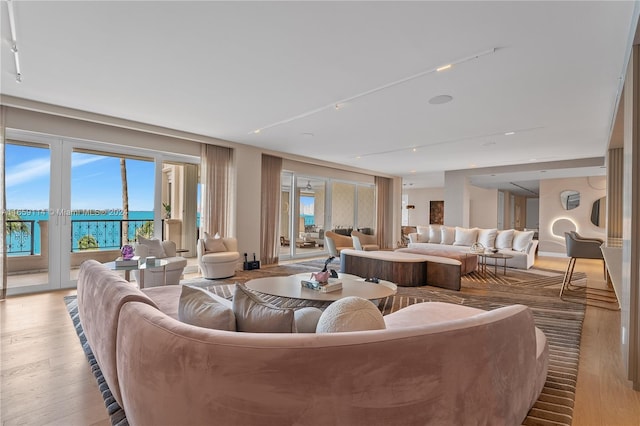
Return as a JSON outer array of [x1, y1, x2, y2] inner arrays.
[[1, 256, 639, 425]]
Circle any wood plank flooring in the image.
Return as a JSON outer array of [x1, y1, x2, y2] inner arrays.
[[1, 256, 639, 425]]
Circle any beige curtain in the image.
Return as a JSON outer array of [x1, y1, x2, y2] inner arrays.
[[200, 144, 233, 237], [1, 107, 6, 300], [261, 155, 282, 265], [375, 176, 391, 249]]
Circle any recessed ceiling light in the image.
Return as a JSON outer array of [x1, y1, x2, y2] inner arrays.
[[253, 129, 261, 134], [410, 170, 416, 174], [301, 132, 314, 138], [412, 148, 417, 152], [429, 95, 453, 105], [482, 141, 496, 146], [470, 164, 477, 168], [504, 131, 515, 136], [436, 64, 452, 72]]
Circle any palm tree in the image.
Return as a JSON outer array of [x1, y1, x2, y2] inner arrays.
[[120, 158, 129, 245], [5, 211, 29, 235]]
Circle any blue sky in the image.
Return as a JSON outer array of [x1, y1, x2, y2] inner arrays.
[[5, 144, 155, 210]]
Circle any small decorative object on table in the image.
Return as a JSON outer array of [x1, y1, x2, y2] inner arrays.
[[115, 245, 139, 267], [470, 242, 485, 254], [301, 258, 342, 292], [121, 244, 135, 260], [489, 248, 499, 254]]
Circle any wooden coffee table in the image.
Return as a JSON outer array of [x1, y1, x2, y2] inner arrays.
[[245, 273, 396, 302]]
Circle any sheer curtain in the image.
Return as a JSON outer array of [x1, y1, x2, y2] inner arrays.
[[200, 144, 233, 237], [1, 107, 6, 300], [261, 154, 282, 265], [375, 176, 391, 249]]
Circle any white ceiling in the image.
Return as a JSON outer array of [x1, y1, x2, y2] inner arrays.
[[1, 1, 637, 193]]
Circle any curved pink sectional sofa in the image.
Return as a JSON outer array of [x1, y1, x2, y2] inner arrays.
[[77, 260, 548, 426]]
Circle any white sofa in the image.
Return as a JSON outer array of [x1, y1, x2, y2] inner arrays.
[[408, 225, 538, 269]]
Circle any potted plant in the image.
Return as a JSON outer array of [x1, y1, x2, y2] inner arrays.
[[162, 203, 171, 219]]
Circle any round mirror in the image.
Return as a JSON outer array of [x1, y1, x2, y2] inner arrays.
[[560, 190, 580, 210], [591, 196, 606, 227]]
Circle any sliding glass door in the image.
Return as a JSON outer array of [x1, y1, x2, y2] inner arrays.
[[280, 171, 376, 260], [4, 129, 199, 295]]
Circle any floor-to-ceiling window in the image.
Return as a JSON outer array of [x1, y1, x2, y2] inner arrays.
[[3, 129, 199, 295]]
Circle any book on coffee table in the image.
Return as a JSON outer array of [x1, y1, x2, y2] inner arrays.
[[115, 256, 140, 267], [300, 278, 343, 293]]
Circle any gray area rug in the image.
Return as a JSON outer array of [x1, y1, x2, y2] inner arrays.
[[68, 260, 586, 426]]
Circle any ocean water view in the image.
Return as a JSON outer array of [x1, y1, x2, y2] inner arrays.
[[7, 209, 156, 255]]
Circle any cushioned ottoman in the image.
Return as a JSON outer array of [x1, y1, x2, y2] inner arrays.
[[396, 248, 478, 274]]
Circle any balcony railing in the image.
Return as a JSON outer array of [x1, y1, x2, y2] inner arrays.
[[5, 218, 162, 255], [6, 220, 35, 255], [71, 218, 157, 251]]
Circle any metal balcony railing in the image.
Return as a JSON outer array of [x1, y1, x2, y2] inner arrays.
[[5, 220, 35, 255]]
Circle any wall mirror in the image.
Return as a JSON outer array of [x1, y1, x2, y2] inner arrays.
[[560, 190, 580, 210], [591, 196, 606, 227]]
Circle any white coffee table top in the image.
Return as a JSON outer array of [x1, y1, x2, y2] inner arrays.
[[245, 273, 397, 302]]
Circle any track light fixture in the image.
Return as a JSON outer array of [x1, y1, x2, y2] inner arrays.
[[7, 0, 22, 83]]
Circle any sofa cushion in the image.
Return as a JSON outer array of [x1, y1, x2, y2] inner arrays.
[[416, 225, 430, 242], [178, 285, 236, 331], [137, 235, 167, 258], [204, 237, 227, 253], [477, 228, 498, 248], [513, 230, 535, 252], [440, 226, 455, 245], [294, 307, 323, 333], [453, 227, 478, 246], [316, 296, 386, 333], [233, 284, 296, 333], [428, 225, 442, 244], [495, 229, 515, 249]]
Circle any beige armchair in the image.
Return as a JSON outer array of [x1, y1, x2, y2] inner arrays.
[[197, 236, 240, 279], [324, 231, 354, 257], [351, 230, 380, 251], [133, 238, 187, 287]]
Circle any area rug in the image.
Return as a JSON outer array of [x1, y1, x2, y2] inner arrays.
[[67, 261, 586, 426], [64, 295, 128, 426]]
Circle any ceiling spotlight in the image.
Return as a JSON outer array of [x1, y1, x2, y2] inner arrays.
[[436, 64, 452, 72], [412, 148, 417, 152], [305, 180, 312, 190], [429, 95, 453, 105], [15, 73, 22, 83], [253, 129, 261, 134], [504, 131, 515, 136]]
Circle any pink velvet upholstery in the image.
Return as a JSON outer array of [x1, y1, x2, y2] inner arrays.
[[76, 260, 159, 406], [78, 261, 548, 425]]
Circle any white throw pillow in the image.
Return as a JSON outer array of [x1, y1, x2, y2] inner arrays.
[[294, 307, 323, 333], [137, 235, 166, 258], [453, 227, 478, 246], [512, 230, 535, 252], [178, 285, 236, 331], [316, 296, 386, 333], [204, 238, 227, 253], [232, 284, 296, 333], [440, 226, 455, 245], [495, 229, 515, 249], [416, 226, 430, 243], [428, 225, 442, 244], [477, 228, 498, 249]]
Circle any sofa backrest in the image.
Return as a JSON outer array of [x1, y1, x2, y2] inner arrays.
[[76, 260, 159, 406], [115, 301, 538, 426]]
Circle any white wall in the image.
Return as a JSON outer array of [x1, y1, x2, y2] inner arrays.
[[538, 176, 606, 255], [469, 185, 498, 229], [403, 187, 445, 226]]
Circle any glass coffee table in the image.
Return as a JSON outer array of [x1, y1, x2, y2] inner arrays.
[[103, 259, 169, 289], [478, 253, 513, 278], [245, 273, 396, 302]]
